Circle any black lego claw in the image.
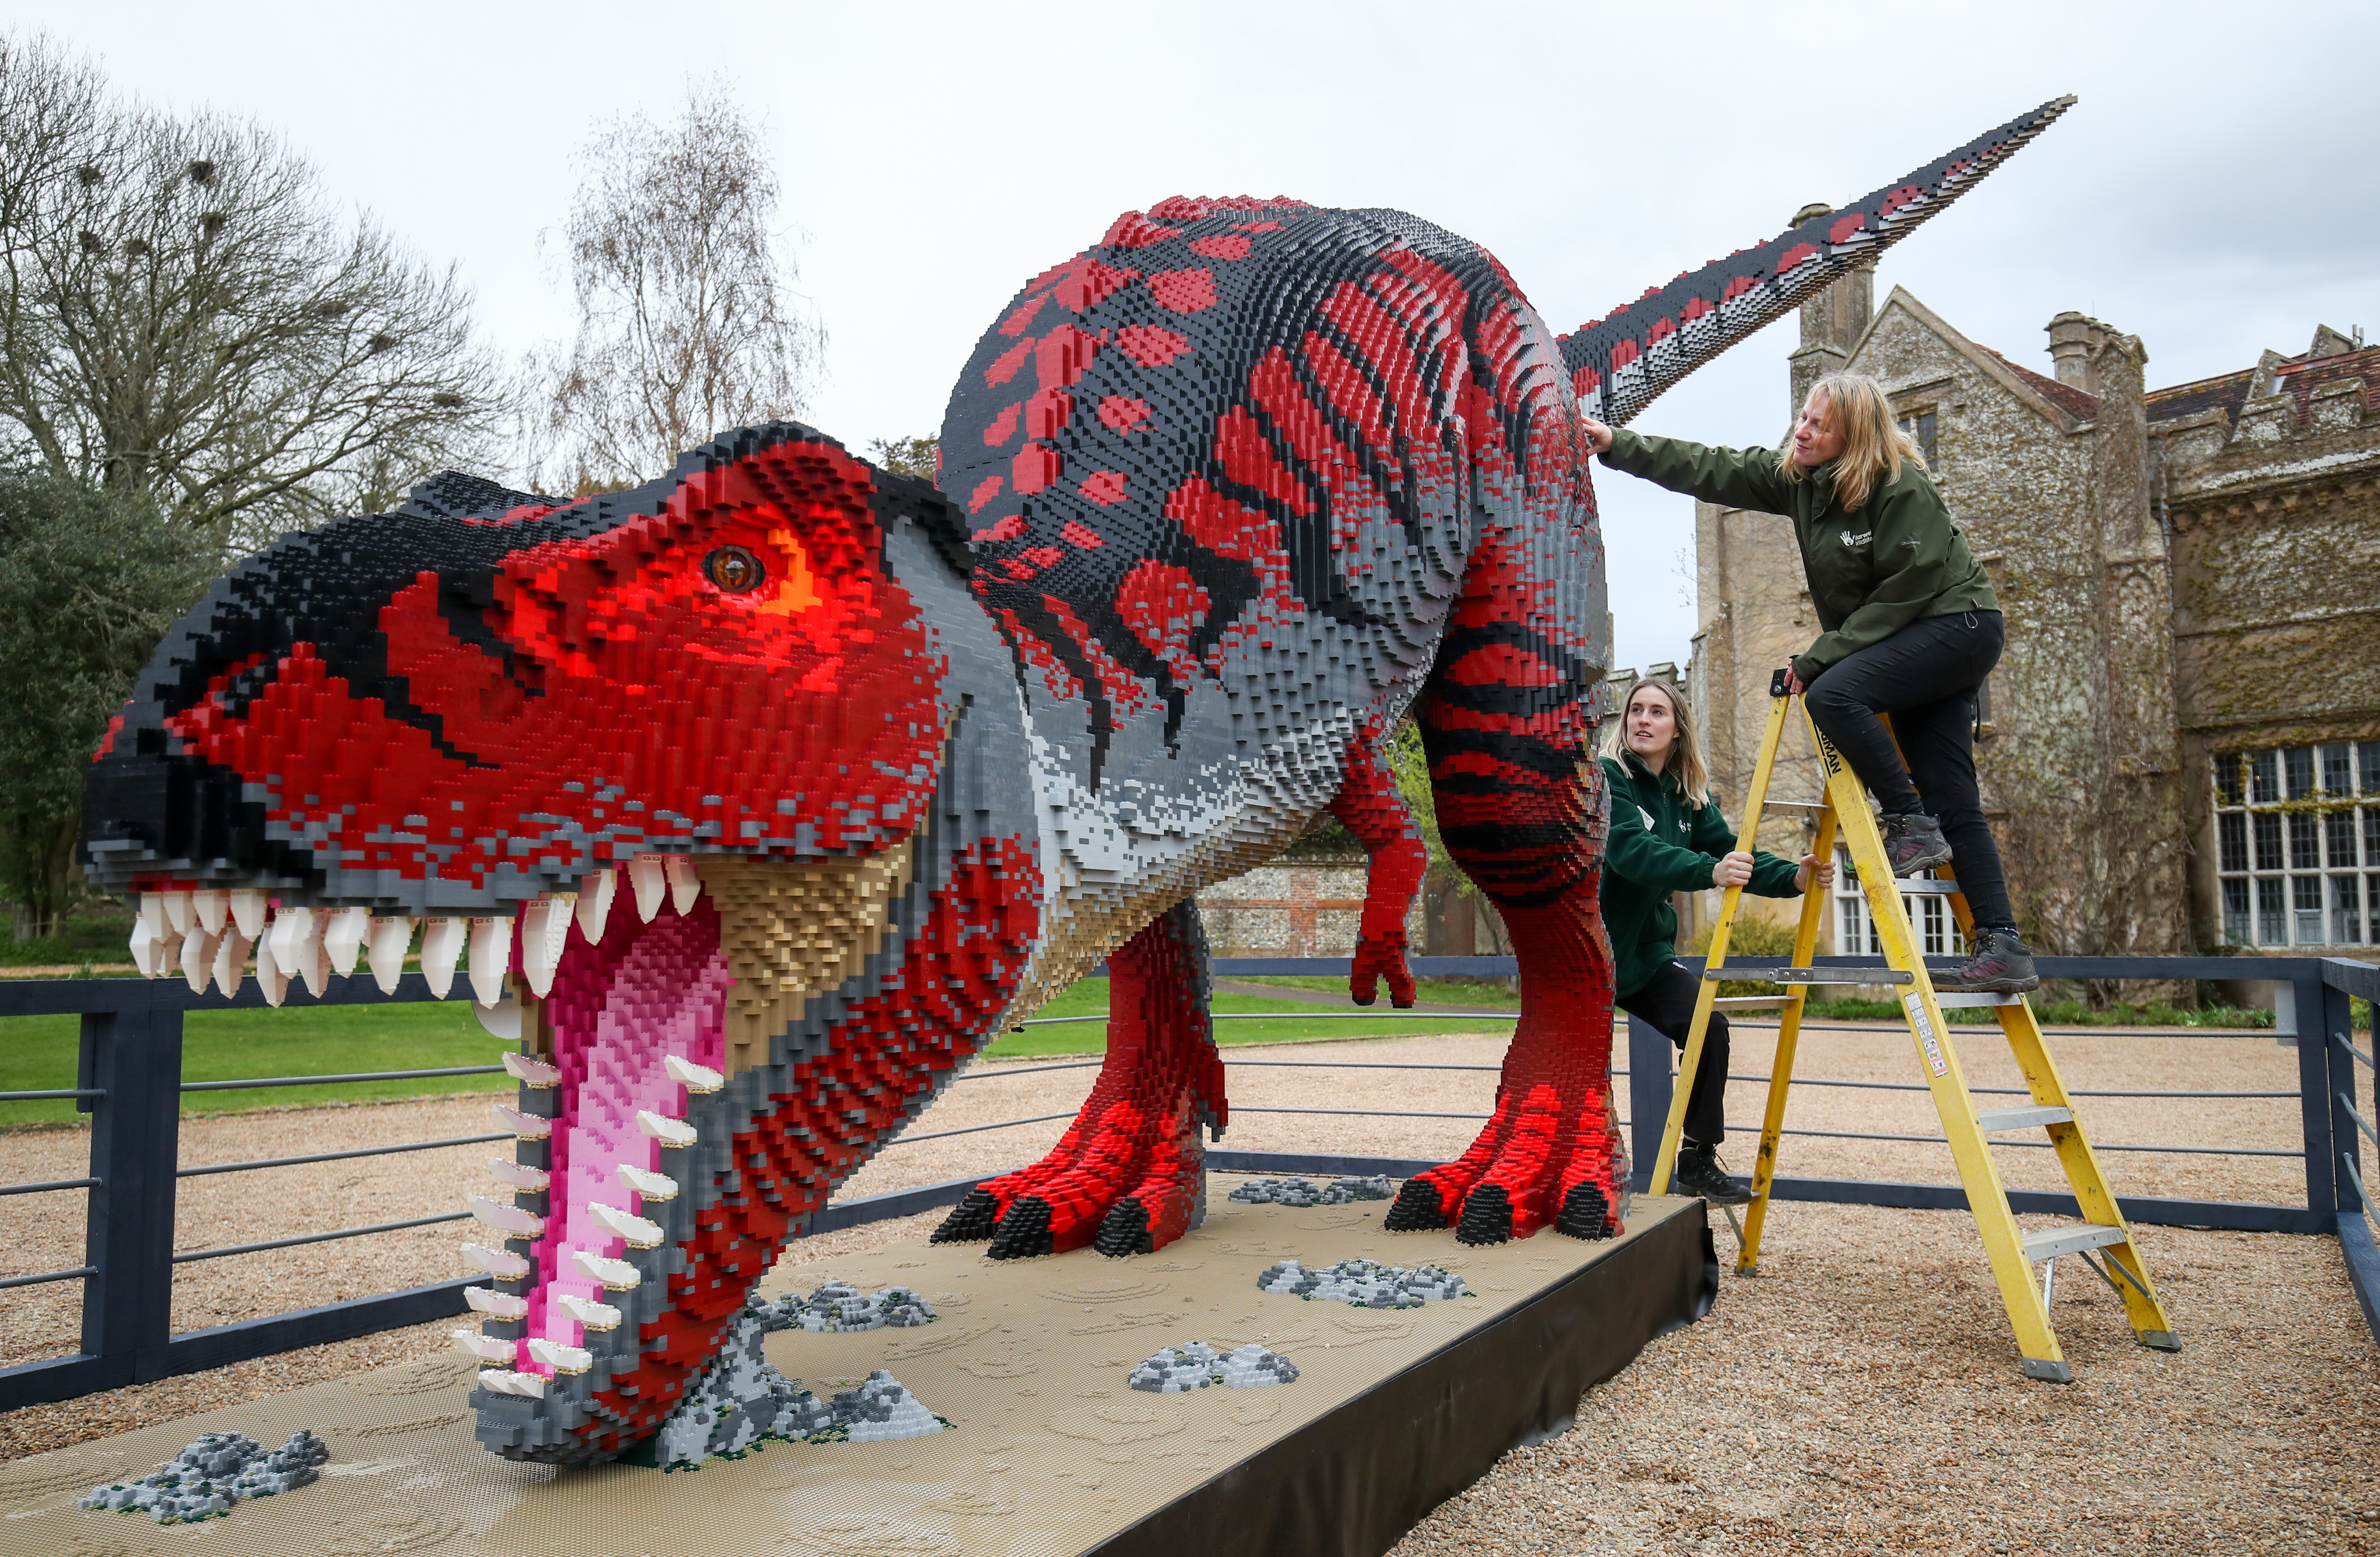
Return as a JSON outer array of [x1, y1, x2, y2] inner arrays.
[[1383, 1177, 1449, 1232], [1093, 1197, 1153, 1258], [1390, 992, 1414, 1010], [1555, 1180, 1617, 1241], [1455, 1182, 1515, 1246], [1351, 992, 1377, 1008], [984, 1196, 1055, 1260], [929, 1187, 1001, 1244]]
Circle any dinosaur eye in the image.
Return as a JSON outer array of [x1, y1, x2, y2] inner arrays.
[[703, 546, 766, 594]]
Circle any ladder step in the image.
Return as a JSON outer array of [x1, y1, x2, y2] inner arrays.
[[1891, 877, 1962, 896], [1703, 965, 1913, 985], [1933, 992, 2026, 1008], [1711, 995, 1793, 1009], [2021, 1223, 2128, 1263], [1974, 1105, 2074, 1132], [1763, 798, 1831, 813]]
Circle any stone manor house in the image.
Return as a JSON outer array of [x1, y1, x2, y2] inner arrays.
[[1684, 255, 2380, 966]]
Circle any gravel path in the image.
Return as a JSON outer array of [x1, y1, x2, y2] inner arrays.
[[3, 1022, 2369, 1552]]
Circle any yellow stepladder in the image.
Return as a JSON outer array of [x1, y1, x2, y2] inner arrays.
[[1647, 670, 2179, 1380]]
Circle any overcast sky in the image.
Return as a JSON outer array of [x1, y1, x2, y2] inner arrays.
[[17, 0, 2376, 675]]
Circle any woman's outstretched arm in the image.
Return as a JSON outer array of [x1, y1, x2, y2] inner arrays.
[[1580, 421, 1795, 516]]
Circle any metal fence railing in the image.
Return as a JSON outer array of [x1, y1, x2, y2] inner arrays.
[[1, 952, 2372, 1412]]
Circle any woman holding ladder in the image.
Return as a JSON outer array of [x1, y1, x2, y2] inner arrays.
[[1580, 371, 2037, 994], [1601, 677, 1831, 1203]]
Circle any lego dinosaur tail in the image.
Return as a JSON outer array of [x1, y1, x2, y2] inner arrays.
[[1563, 94, 2076, 426]]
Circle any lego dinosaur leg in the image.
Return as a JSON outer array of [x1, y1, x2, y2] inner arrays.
[[1327, 721, 1426, 1010], [931, 901, 1223, 1258], [1384, 536, 1620, 1244]]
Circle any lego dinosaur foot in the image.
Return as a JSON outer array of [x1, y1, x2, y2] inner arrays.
[[980, 1098, 1204, 1260], [1382, 1108, 1516, 1232], [1092, 1131, 1206, 1257], [1454, 1085, 1626, 1246]]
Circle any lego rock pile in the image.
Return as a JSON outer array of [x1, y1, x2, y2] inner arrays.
[[760, 1280, 937, 1332], [1127, 1341, 1300, 1392], [1257, 1258, 1471, 1308], [1226, 1175, 1394, 1207], [79, 1430, 329, 1523]]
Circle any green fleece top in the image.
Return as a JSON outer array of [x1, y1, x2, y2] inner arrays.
[[1601, 427, 1997, 684], [1600, 749, 1801, 1001]]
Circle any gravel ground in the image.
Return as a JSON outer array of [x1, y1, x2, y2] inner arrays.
[[3, 1022, 2370, 1552]]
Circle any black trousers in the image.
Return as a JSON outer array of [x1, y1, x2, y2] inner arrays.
[[1803, 610, 2017, 929], [1619, 959, 1729, 1147]]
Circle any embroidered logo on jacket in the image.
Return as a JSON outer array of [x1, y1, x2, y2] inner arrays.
[[1840, 529, 1873, 547]]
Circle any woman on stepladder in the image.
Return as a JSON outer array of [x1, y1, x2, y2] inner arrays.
[[1580, 371, 2039, 994], [1600, 677, 1832, 1204]]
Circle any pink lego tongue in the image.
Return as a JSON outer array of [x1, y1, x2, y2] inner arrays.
[[520, 900, 731, 1363]]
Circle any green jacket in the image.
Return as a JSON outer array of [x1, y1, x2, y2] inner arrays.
[[1601, 428, 1997, 684], [1600, 750, 1800, 1001]]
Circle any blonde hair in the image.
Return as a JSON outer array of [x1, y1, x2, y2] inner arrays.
[[1601, 678, 1709, 810], [1780, 371, 1926, 513]]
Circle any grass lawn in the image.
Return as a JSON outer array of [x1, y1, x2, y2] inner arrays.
[[0, 978, 1518, 1126]]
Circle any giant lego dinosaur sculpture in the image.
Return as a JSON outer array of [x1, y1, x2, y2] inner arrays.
[[81, 97, 2072, 1467]]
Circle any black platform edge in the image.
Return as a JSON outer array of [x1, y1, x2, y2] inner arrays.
[[1087, 1198, 1718, 1557]]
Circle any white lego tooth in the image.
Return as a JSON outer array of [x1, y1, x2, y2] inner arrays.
[[191, 889, 227, 936], [162, 890, 193, 936], [502, 1052, 561, 1087], [554, 1292, 622, 1330], [519, 897, 570, 998], [140, 892, 167, 940], [492, 1103, 552, 1140], [367, 916, 413, 995], [663, 855, 701, 915], [570, 1249, 641, 1290], [211, 929, 249, 999], [615, 1164, 677, 1202], [451, 1329, 516, 1365], [229, 888, 267, 940], [181, 928, 219, 995], [420, 916, 466, 998], [267, 904, 312, 972], [635, 1110, 696, 1148], [663, 1055, 724, 1094], [575, 868, 616, 943], [128, 916, 160, 979], [254, 928, 290, 1008], [627, 855, 667, 922], [478, 1367, 546, 1398], [461, 1241, 531, 1280], [155, 926, 186, 981], [324, 906, 368, 977], [587, 1202, 663, 1249], [463, 1287, 529, 1319], [296, 920, 330, 998], [468, 915, 512, 1007], [488, 1158, 550, 1192], [527, 1338, 591, 1375], [467, 1195, 544, 1239]]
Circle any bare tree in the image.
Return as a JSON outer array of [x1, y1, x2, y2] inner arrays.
[[0, 32, 508, 563], [531, 80, 824, 489]]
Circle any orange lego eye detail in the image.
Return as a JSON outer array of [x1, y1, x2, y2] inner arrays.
[[703, 546, 767, 594]]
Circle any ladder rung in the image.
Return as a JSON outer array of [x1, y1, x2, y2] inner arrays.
[[1703, 966, 1913, 985], [1891, 877, 1962, 896], [1763, 799, 1830, 812], [1974, 1105, 2074, 1132], [1933, 992, 2026, 1008], [2021, 1223, 2128, 1263], [1710, 995, 1792, 1009]]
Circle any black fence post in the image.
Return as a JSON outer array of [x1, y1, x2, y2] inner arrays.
[[2290, 966, 2337, 1219], [1628, 1013, 1671, 1194], [2321, 967, 2362, 1227], [80, 990, 184, 1387]]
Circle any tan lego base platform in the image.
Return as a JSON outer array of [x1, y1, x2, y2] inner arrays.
[[0, 1184, 1713, 1557]]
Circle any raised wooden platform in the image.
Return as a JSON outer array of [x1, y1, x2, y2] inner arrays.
[[0, 1182, 1714, 1557]]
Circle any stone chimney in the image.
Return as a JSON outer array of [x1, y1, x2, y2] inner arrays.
[[2046, 311, 2113, 393], [1787, 202, 1873, 422]]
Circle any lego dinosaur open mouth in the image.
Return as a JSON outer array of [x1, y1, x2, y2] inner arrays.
[[125, 845, 920, 1455]]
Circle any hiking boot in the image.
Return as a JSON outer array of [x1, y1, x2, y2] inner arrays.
[[1878, 811, 1954, 877], [1671, 1143, 1752, 1206], [1936, 926, 2040, 994]]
